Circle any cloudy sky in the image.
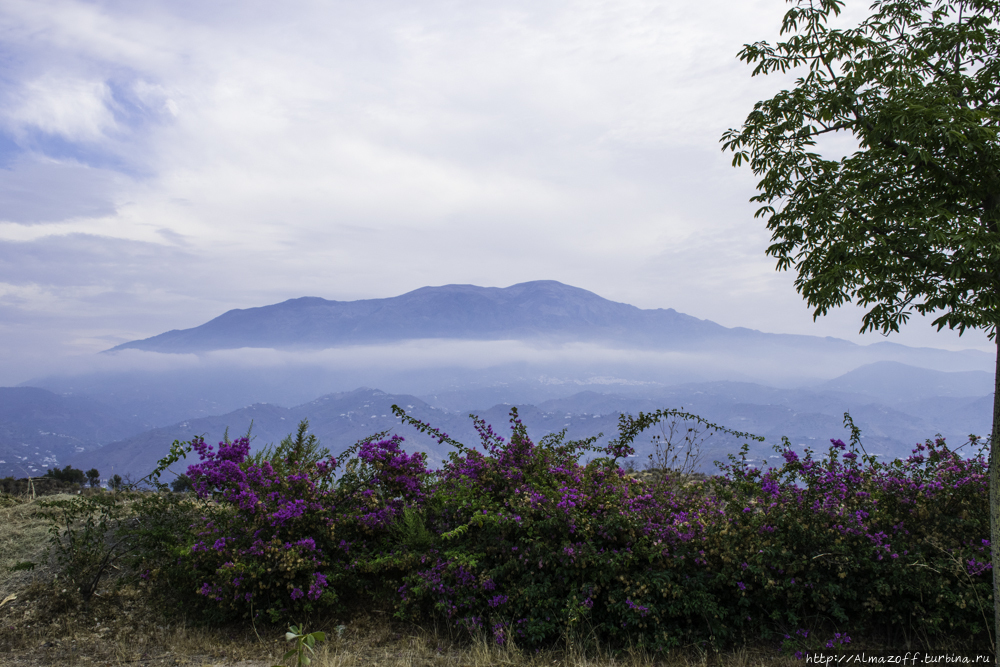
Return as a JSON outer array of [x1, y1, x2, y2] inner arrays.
[[0, 0, 992, 386]]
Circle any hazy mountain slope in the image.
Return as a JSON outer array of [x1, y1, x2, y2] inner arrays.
[[820, 361, 994, 401], [26, 364, 356, 428], [0, 387, 147, 477], [62, 361, 993, 480], [66, 390, 457, 479], [895, 394, 994, 442], [66, 403, 293, 482], [108, 281, 726, 353], [66, 388, 630, 480]]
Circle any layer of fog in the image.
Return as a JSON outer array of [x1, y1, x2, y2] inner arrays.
[[50, 334, 995, 380]]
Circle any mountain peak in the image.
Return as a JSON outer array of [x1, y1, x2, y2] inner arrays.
[[106, 281, 715, 354]]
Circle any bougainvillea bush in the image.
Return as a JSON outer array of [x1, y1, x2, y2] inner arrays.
[[140, 421, 431, 624], [129, 409, 990, 652]]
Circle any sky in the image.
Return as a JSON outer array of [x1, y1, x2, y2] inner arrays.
[[0, 0, 993, 387]]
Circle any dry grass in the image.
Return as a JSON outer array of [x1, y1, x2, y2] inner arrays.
[[0, 492, 68, 603], [0, 493, 800, 666], [303, 622, 797, 666]]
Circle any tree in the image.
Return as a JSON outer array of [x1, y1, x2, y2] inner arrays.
[[170, 473, 193, 493], [721, 0, 1000, 646], [85, 468, 101, 488], [108, 474, 124, 492], [44, 465, 86, 486]]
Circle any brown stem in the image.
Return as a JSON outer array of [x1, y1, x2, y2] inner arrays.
[[991, 334, 1000, 655]]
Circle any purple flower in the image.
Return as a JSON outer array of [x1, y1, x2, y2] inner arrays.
[[967, 558, 992, 576], [307, 572, 328, 600], [625, 599, 649, 617]]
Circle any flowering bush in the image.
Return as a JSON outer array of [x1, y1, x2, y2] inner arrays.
[[390, 408, 729, 650], [180, 434, 339, 622], [707, 431, 990, 647], [130, 411, 989, 652], [142, 421, 429, 624]]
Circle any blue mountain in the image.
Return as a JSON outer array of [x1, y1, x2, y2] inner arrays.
[[107, 280, 827, 353]]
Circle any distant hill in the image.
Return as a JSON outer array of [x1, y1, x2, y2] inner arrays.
[[63, 364, 993, 481], [819, 361, 994, 401], [106, 281, 730, 353], [65, 388, 482, 479], [0, 387, 147, 477]]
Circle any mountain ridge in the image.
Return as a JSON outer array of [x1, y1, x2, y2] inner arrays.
[[106, 280, 837, 354], [103, 282, 994, 387]]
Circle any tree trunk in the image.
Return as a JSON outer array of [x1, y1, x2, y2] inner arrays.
[[992, 335, 1000, 656]]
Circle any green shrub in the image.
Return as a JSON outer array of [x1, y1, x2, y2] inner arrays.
[[40, 493, 137, 603]]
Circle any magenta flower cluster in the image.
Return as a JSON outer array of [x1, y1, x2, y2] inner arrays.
[[174, 429, 432, 624]]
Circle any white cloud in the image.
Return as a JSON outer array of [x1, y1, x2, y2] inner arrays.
[[6, 76, 115, 141]]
